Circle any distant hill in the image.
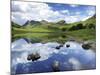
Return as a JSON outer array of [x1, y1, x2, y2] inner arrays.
[[70, 14, 96, 27], [12, 14, 96, 30], [11, 22, 21, 28], [56, 20, 66, 25], [83, 14, 96, 25], [40, 20, 49, 24], [23, 20, 41, 26]]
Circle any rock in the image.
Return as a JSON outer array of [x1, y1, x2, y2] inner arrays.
[[82, 43, 91, 50], [66, 44, 70, 48], [27, 53, 41, 61], [90, 43, 96, 51], [59, 44, 63, 47], [55, 44, 63, 49], [33, 53, 41, 61], [55, 46, 60, 49], [52, 61, 60, 72], [27, 54, 32, 61], [82, 41, 96, 50]]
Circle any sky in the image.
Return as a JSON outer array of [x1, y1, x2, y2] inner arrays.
[[11, 1, 96, 25]]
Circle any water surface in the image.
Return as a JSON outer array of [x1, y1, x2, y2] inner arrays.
[[11, 38, 96, 75]]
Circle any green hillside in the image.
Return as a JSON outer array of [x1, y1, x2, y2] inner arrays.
[[12, 15, 96, 43]]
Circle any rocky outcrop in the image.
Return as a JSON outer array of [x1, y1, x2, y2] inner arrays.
[[55, 44, 63, 49], [66, 44, 70, 48], [27, 53, 41, 61], [82, 41, 96, 51]]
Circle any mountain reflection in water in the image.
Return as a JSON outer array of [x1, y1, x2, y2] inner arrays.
[[11, 39, 96, 75]]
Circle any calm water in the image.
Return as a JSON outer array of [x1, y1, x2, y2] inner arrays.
[[11, 38, 96, 75]]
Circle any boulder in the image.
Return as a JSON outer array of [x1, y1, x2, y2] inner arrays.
[[32, 53, 41, 61], [82, 43, 91, 50], [55, 44, 63, 50], [27, 54, 32, 60], [27, 53, 41, 61], [66, 44, 70, 48]]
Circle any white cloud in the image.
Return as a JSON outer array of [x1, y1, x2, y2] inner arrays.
[[12, 1, 64, 25], [81, 16, 91, 21], [11, 1, 95, 25], [61, 10, 69, 13], [70, 4, 79, 7], [87, 6, 96, 16], [75, 12, 81, 15], [11, 39, 96, 73], [65, 16, 79, 23], [81, 6, 96, 21], [68, 57, 82, 70]]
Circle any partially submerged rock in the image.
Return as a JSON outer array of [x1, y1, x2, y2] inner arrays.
[[55, 44, 63, 50], [66, 44, 70, 48], [52, 61, 60, 72], [27, 54, 32, 61], [82, 41, 92, 50], [82, 43, 91, 50], [27, 53, 41, 61], [81, 41, 96, 50]]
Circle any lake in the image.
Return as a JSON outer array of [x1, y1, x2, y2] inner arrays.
[[11, 37, 96, 75]]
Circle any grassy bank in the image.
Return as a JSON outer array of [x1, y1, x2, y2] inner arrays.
[[12, 29, 96, 43]]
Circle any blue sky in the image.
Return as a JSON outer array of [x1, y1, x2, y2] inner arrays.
[[12, 1, 96, 25], [48, 3, 93, 14]]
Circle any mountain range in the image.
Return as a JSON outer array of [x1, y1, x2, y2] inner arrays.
[[12, 14, 96, 30]]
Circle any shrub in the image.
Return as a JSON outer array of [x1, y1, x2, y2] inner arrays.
[[87, 23, 95, 29], [69, 26, 77, 31], [76, 23, 84, 29], [61, 28, 67, 32], [69, 23, 84, 31]]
